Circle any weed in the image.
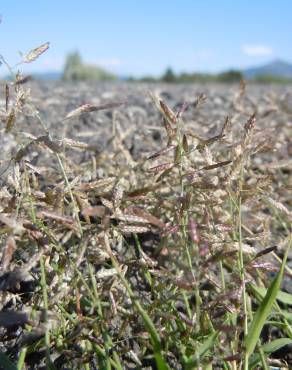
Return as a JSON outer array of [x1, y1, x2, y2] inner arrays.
[[0, 44, 291, 369]]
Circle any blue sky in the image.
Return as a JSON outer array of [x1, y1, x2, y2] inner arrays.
[[0, 0, 291, 77]]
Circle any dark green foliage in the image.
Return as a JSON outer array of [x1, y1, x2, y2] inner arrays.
[[162, 67, 176, 83], [253, 74, 292, 83], [178, 72, 216, 83], [134, 68, 243, 83], [217, 69, 243, 82], [62, 51, 117, 81]]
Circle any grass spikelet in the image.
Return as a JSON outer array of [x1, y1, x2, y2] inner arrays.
[[159, 99, 177, 124], [147, 144, 176, 160], [148, 162, 174, 172], [0, 236, 16, 270], [131, 207, 165, 228], [5, 108, 15, 132], [188, 217, 200, 244], [64, 101, 125, 120], [113, 213, 150, 224], [265, 196, 291, 218], [23, 42, 50, 63], [5, 83, 9, 112], [77, 177, 116, 190], [193, 93, 207, 108], [119, 225, 151, 234]]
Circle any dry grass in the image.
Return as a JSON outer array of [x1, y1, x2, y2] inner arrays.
[[0, 44, 291, 370]]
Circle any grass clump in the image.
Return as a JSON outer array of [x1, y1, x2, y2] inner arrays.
[[0, 43, 291, 370]]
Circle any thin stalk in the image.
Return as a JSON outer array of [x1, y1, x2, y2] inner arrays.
[[17, 347, 27, 370], [133, 234, 153, 288], [257, 342, 269, 370], [272, 251, 292, 276], [237, 169, 249, 370], [34, 112, 83, 236], [23, 163, 37, 223], [103, 234, 169, 369], [175, 115, 201, 330], [208, 205, 227, 293], [40, 256, 55, 369], [55, 154, 83, 236], [182, 291, 192, 319], [0, 55, 16, 79], [92, 343, 122, 369]]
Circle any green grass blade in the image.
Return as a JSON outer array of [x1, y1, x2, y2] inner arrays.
[[184, 331, 218, 369], [249, 338, 292, 368], [92, 343, 122, 369], [134, 300, 169, 370], [252, 286, 292, 306], [104, 235, 170, 370], [282, 311, 292, 322], [17, 347, 27, 370], [262, 337, 292, 353], [275, 290, 292, 305], [244, 238, 292, 356]]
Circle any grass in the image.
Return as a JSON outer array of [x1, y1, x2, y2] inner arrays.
[[0, 43, 291, 369]]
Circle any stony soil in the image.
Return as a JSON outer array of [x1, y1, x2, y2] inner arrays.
[[1, 81, 292, 162]]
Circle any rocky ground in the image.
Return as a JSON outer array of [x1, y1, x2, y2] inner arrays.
[[1, 81, 292, 162]]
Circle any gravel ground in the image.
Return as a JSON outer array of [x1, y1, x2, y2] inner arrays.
[[1, 81, 292, 160]]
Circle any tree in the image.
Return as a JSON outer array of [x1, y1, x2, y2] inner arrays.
[[62, 51, 117, 81], [161, 67, 176, 83], [62, 51, 83, 80], [217, 70, 243, 82]]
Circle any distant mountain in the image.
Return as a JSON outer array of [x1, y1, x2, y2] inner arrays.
[[31, 71, 62, 80], [244, 60, 292, 79], [2, 71, 62, 81]]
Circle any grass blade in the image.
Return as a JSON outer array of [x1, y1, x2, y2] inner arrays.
[[244, 237, 292, 356], [252, 286, 292, 306], [249, 338, 292, 368], [184, 332, 218, 369]]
